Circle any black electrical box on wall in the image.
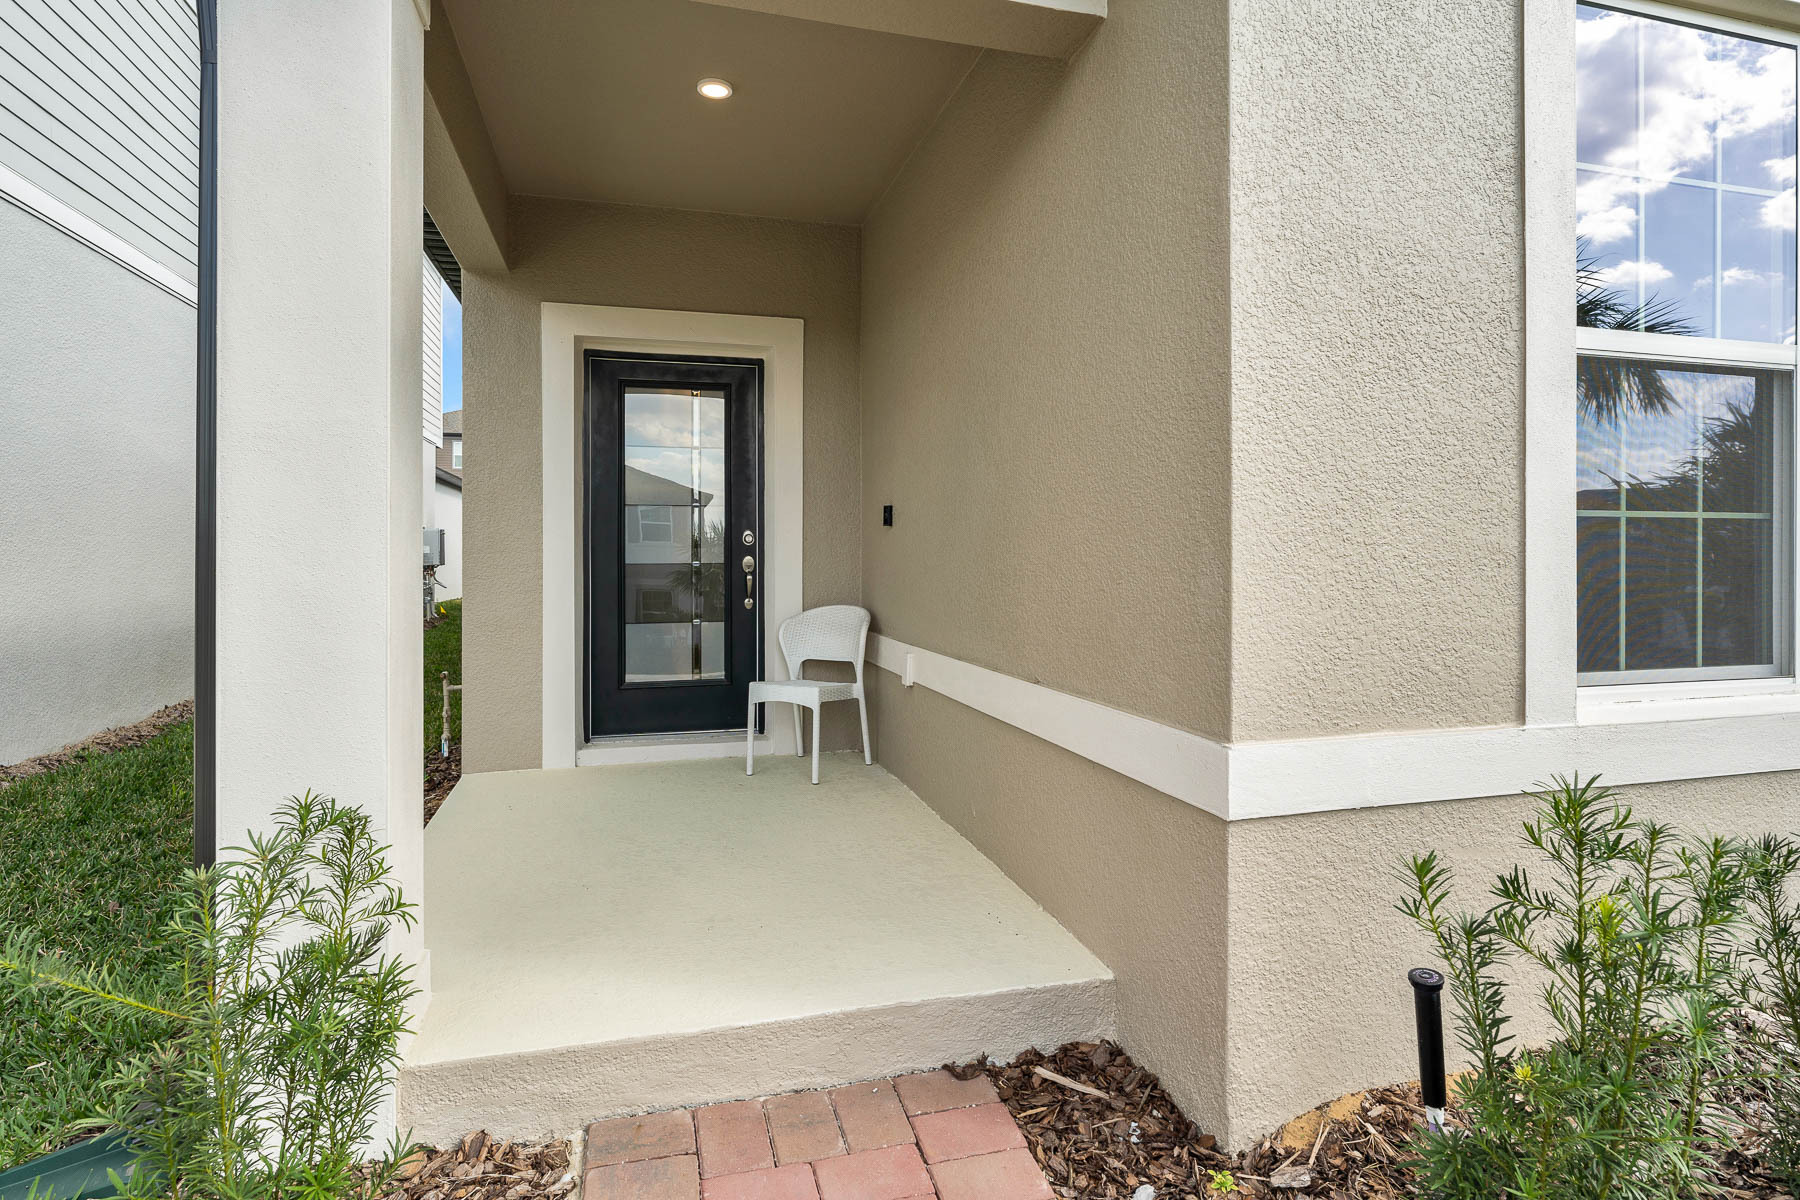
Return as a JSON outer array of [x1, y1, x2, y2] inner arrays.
[[882, 505, 893, 527]]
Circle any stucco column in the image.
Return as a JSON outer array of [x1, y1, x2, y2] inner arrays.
[[214, 0, 427, 1032]]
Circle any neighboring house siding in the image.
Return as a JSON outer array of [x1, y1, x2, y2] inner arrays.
[[0, 0, 200, 282], [0, 198, 194, 763], [423, 255, 443, 446], [0, 0, 196, 762], [433, 476, 462, 600]]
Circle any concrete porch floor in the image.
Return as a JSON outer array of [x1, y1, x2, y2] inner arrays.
[[398, 752, 1114, 1147]]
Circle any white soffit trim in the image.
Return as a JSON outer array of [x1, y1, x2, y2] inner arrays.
[[0, 162, 197, 306], [869, 634, 1800, 821]]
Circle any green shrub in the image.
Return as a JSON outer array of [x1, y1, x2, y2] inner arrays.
[[2, 792, 417, 1200], [1397, 775, 1798, 1200], [1743, 835, 1800, 1197]]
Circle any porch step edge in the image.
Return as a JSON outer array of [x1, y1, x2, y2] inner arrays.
[[397, 974, 1115, 1146]]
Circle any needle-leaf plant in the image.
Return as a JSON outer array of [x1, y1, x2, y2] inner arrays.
[[1397, 775, 1799, 1200], [1, 792, 418, 1200]]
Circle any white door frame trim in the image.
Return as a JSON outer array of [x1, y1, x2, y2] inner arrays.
[[539, 303, 805, 768]]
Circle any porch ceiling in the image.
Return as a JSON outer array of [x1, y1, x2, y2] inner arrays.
[[441, 0, 982, 225]]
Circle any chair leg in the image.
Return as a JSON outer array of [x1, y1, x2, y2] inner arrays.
[[811, 705, 821, 785], [793, 703, 804, 756], [746, 697, 757, 776], [857, 695, 872, 765]]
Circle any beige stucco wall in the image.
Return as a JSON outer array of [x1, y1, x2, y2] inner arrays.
[[461, 197, 863, 771], [869, 672, 1230, 1137], [860, 0, 1231, 742], [442, 0, 1794, 1152], [1226, 0, 1526, 741], [855, 0, 1233, 1139], [1224, 772, 1800, 1141]]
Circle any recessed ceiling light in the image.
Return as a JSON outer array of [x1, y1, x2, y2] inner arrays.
[[697, 78, 733, 100]]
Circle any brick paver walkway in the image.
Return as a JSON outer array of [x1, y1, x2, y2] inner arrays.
[[581, 1070, 1052, 1200]]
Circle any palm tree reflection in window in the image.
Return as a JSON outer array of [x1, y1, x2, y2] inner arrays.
[[1577, 238, 1698, 420], [663, 519, 727, 622], [1576, 240, 1782, 676]]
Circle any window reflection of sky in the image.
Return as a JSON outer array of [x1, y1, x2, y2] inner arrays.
[[622, 389, 726, 497], [1577, 4, 1797, 342]]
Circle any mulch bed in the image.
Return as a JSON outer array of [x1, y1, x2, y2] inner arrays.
[[962, 1041, 1792, 1199], [0, 700, 193, 784], [372, 1131, 575, 1200], [424, 740, 462, 825]]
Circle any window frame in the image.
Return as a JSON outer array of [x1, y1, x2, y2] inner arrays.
[[451, 437, 463, 469], [1572, 0, 1800, 696]]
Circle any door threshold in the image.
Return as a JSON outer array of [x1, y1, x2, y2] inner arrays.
[[576, 730, 769, 768]]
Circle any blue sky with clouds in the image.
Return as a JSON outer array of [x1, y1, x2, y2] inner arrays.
[[442, 279, 463, 412], [1576, 4, 1796, 343]]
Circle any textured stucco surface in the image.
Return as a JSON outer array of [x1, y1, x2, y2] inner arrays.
[[859, 0, 1231, 741], [461, 197, 862, 771], [0, 202, 194, 763], [1223, 772, 1800, 1143], [401, 751, 1113, 1143], [869, 671, 1231, 1139], [214, 0, 426, 1021], [1226, 0, 1525, 741]]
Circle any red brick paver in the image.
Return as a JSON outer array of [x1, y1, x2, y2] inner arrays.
[[695, 1100, 776, 1178], [585, 1154, 701, 1200], [587, 1109, 697, 1167], [827, 1081, 913, 1154], [890, 1070, 999, 1117], [928, 1148, 1053, 1200], [764, 1090, 845, 1165], [578, 1068, 1050, 1199], [699, 1163, 819, 1200], [909, 1102, 1025, 1164], [811, 1145, 933, 1200]]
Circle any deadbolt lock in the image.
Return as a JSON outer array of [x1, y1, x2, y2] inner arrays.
[[742, 530, 755, 546]]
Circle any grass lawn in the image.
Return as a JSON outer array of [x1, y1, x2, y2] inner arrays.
[[425, 598, 463, 749], [0, 720, 193, 1170]]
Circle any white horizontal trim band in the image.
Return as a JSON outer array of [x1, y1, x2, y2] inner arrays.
[[868, 634, 1230, 818], [868, 634, 1800, 821], [0, 161, 197, 306]]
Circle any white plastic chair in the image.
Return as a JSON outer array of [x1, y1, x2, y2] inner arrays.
[[746, 605, 872, 784]]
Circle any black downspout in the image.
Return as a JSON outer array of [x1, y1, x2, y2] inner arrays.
[[193, 0, 218, 869]]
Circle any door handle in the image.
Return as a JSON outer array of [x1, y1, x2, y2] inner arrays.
[[742, 555, 755, 609]]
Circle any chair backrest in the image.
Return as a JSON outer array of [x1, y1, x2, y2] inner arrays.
[[778, 605, 871, 683]]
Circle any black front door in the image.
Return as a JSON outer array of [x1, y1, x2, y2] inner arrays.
[[585, 352, 761, 737]]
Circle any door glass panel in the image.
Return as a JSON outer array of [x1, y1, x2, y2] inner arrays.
[[623, 387, 728, 682]]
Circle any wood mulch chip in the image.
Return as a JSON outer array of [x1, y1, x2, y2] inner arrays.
[[0, 700, 193, 784], [370, 1131, 574, 1200], [424, 740, 461, 825], [961, 1041, 1791, 1198]]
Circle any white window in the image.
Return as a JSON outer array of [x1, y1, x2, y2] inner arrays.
[[451, 438, 463, 469], [1575, 2, 1799, 686], [628, 506, 674, 545]]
